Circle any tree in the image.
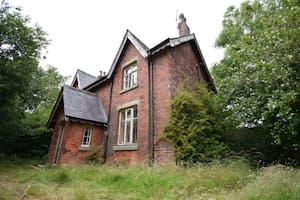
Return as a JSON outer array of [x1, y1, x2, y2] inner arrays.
[[0, 1, 48, 138], [16, 66, 68, 157], [0, 2, 68, 157], [164, 82, 229, 166], [212, 0, 300, 163]]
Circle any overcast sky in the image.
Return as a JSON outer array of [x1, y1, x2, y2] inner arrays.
[[8, 0, 244, 78]]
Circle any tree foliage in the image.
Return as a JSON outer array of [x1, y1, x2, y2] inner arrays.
[[212, 0, 300, 163], [164, 82, 229, 166], [17, 66, 67, 157], [0, 1, 47, 135], [0, 2, 67, 157]]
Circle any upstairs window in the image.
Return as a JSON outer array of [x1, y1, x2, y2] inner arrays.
[[123, 65, 137, 90], [81, 128, 92, 147], [118, 106, 137, 145]]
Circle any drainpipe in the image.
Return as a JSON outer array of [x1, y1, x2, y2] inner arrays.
[[148, 52, 154, 164], [54, 119, 66, 164], [104, 80, 114, 162]]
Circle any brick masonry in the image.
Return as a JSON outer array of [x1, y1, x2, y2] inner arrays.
[[102, 43, 150, 165], [48, 33, 213, 165], [48, 108, 106, 164]]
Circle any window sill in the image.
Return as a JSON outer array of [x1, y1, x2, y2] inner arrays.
[[119, 85, 138, 94], [113, 144, 138, 151], [78, 146, 90, 151]]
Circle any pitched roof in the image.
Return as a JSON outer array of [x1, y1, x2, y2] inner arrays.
[[84, 30, 149, 91], [47, 85, 107, 128], [106, 30, 149, 79], [63, 85, 107, 123], [71, 69, 98, 89], [84, 31, 215, 91], [150, 34, 216, 91], [150, 34, 195, 55]]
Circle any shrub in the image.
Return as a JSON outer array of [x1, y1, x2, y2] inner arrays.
[[84, 145, 104, 164], [164, 82, 230, 166]]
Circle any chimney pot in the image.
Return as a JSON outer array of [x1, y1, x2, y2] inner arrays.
[[98, 70, 106, 78], [177, 13, 190, 36]]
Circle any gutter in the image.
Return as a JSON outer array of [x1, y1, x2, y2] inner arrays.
[[54, 121, 65, 164], [103, 80, 114, 162], [148, 51, 154, 164]]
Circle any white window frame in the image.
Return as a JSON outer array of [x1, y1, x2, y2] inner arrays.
[[118, 106, 137, 145], [123, 65, 137, 90], [81, 128, 92, 147]]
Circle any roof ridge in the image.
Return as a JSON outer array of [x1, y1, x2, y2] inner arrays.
[[168, 33, 194, 41], [150, 34, 195, 55], [64, 85, 97, 96], [127, 29, 149, 50], [105, 30, 149, 79]]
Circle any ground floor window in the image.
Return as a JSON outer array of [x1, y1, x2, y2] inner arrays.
[[81, 128, 92, 147], [118, 106, 137, 145]]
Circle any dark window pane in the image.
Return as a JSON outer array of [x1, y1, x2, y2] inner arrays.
[[121, 111, 125, 121], [126, 121, 131, 143], [133, 119, 137, 143], [127, 109, 132, 119], [119, 121, 125, 144], [133, 107, 137, 118]]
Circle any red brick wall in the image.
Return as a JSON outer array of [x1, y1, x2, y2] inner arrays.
[[168, 42, 203, 97], [154, 138, 174, 163], [151, 50, 174, 163], [48, 109, 64, 163], [48, 108, 106, 164], [94, 82, 110, 115], [59, 121, 105, 164], [105, 42, 150, 165], [152, 52, 172, 143]]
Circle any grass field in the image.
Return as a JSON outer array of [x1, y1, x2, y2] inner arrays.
[[0, 158, 299, 200]]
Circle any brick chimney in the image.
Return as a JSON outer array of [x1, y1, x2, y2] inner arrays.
[[177, 13, 190, 36]]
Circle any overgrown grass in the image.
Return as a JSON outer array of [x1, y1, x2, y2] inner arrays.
[[223, 165, 300, 200], [0, 158, 299, 200]]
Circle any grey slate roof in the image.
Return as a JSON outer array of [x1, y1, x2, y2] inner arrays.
[[71, 69, 98, 89], [46, 85, 107, 128], [63, 85, 107, 123]]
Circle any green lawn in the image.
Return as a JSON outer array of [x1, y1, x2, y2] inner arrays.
[[0, 158, 299, 200]]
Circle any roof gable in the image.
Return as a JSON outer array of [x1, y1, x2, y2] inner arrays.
[[85, 32, 215, 91], [106, 30, 149, 79], [71, 69, 98, 89]]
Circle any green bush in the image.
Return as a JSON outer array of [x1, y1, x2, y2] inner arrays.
[[164, 82, 230, 166]]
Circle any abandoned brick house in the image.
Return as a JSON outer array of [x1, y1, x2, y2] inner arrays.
[[47, 14, 215, 165]]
